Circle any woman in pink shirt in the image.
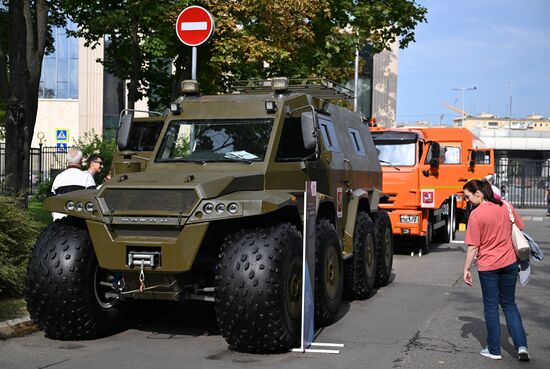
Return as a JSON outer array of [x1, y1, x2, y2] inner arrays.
[[463, 179, 529, 361]]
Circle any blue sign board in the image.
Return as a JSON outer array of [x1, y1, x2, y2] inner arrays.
[[56, 142, 68, 153], [56, 129, 68, 142]]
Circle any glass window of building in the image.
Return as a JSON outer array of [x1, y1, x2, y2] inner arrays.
[[39, 21, 79, 99]]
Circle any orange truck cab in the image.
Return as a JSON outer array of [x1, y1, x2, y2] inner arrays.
[[370, 126, 494, 254]]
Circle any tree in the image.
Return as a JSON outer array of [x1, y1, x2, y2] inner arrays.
[[63, 0, 193, 113], [0, 0, 64, 199], [64, 0, 427, 110]]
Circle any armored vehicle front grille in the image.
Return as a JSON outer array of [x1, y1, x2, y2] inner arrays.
[[103, 189, 198, 214], [113, 226, 181, 238]]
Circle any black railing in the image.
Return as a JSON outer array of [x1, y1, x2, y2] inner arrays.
[[1, 142, 66, 195], [494, 158, 550, 208]]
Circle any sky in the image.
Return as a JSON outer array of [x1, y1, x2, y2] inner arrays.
[[396, 0, 550, 125]]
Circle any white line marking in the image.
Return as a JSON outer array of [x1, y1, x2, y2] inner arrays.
[[181, 22, 207, 31]]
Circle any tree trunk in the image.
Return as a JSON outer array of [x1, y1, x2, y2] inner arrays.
[[4, 0, 48, 204], [127, 12, 141, 111]]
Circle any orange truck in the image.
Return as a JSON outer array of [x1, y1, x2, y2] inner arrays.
[[370, 126, 494, 254]]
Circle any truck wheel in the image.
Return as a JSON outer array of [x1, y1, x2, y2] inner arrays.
[[215, 223, 302, 353], [420, 222, 433, 255], [315, 219, 343, 326], [344, 212, 377, 300], [439, 208, 453, 244], [372, 209, 394, 286], [25, 218, 124, 340]]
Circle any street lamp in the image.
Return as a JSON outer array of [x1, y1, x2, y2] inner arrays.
[[451, 86, 477, 126]]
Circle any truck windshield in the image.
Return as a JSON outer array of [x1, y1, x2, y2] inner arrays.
[[156, 118, 274, 163], [375, 142, 416, 166]]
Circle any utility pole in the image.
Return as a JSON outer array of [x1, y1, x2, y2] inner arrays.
[[451, 86, 477, 126]]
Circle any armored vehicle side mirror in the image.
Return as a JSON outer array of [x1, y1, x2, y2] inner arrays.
[[117, 114, 133, 151], [301, 111, 317, 150]]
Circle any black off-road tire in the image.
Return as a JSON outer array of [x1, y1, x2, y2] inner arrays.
[[215, 223, 302, 353], [314, 219, 343, 326], [25, 218, 124, 339], [344, 212, 377, 300], [372, 209, 394, 286]]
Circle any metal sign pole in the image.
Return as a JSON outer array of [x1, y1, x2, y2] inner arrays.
[[192, 47, 197, 80], [292, 181, 344, 355]]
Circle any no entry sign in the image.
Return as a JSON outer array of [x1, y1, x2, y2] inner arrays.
[[176, 6, 215, 47]]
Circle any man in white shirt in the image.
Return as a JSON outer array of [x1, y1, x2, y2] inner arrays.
[[50, 148, 97, 220], [485, 174, 502, 200]]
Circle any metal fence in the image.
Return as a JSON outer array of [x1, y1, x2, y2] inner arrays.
[[495, 158, 550, 208], [1, 142, 66, 194], [2, 142, 550, 207]]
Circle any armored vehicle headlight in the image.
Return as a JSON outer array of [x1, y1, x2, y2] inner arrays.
[[66, 201, 75, 211], [227, 202, 239, 214], [85, 201, 94, 212], [215, 203, 226, 214], [75, 202, 84, 212], [203, 203, 214, 214], [271, 77, 288, 92], [400, 215, 419, 224]]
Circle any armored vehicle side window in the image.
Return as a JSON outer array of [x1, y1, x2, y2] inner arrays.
[[348, 128, 366, 156], [126, 121, 163, 151], [156, 119, 273, 162], [276, 117, 315, 161], [318, 116, 340, 152]]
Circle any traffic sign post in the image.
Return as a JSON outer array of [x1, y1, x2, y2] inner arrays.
[[175, 6, 215, 80]]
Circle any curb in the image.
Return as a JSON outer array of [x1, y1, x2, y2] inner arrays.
[[0, 316, 38, 339]]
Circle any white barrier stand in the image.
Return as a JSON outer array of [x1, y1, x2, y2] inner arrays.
[[292, 181, 344, 355]]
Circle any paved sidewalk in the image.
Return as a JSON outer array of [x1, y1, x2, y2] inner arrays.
[[1, 207, 547, 340]]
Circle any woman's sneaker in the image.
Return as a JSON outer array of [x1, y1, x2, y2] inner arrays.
[[518, 347, 530, 361], [480, 348, 502, 360]]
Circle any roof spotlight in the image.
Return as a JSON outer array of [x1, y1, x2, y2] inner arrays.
[[271, 77, 289, 92]]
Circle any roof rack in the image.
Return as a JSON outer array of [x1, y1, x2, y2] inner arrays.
[[232, 78, 354, 101]]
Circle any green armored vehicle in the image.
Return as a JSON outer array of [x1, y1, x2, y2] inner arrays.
[[25, 78, 393, 353]]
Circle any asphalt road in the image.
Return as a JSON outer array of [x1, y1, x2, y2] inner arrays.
[[1, 209, 548, 369]]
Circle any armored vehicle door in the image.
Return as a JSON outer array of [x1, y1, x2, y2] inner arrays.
[[316, 113, 349, 213], [267, 113, 325, 192]]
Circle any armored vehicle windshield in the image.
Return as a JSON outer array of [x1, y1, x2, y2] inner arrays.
[[156, 118, 274, 163]]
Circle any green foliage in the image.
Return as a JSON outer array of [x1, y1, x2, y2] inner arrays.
[[0, 196, 41, 298], [74, 130, 117, 182], [28, 200, 53, 230], [63, 0, 427, 110], [32, 177, 54, 203]]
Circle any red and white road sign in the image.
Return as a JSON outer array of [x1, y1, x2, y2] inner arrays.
[[175, 6, 215, 47]]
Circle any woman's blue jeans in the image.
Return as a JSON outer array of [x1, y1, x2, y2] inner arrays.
[[478, 262, 527, 354]]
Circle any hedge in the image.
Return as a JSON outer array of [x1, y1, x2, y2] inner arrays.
[[0, 196, 41, 298]]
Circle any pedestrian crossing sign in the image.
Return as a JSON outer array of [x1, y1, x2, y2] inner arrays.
[[56, 142, 68, 153], [56, 129, 69, 142]]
